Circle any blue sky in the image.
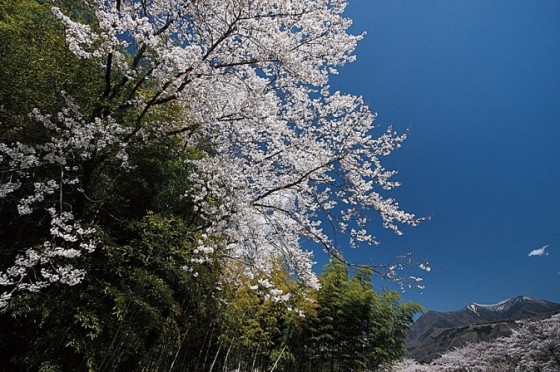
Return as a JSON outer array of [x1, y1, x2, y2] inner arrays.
[[326, 0, 560, 312]]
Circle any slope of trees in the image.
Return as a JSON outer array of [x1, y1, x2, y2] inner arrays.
[[1, 0, 424, 370], [393, 314, 560, 372]]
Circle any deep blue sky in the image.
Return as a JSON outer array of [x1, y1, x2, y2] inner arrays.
[[326, 0, 560, 312]]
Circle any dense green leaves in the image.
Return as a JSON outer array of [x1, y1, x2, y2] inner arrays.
[[0, 214, 220, 371], [193, 259, 421, 372], [292, 260, 422, 371], [0, 0, 101, 134]]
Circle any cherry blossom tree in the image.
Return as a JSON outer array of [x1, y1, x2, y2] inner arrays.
[[0, 0, 426, 306], [438, 314, 560, 372]]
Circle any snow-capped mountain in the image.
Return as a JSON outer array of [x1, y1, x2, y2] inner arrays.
[[463, 296, 558, 320], [406, 296, 560, 362]]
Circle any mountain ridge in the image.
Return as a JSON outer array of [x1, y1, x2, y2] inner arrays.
[[406, 295, 560, 362]]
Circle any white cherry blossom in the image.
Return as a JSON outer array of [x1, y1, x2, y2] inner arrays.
[[0, 0, 425, 305]]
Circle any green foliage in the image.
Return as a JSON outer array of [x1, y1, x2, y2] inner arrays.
[[210, 261, 312, 371], [291, 259, 423, 371], [1, 213, 221, 371], [0, 0, 101, 136], [209, 258, 422, 371], [0, 4, 212, 367]]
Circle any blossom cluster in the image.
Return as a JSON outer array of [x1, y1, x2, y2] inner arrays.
[[0, 209, 97, 308], [0, 94, 129, 306], [2, 0, 427, 305]]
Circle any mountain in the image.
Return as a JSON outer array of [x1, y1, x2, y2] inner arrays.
[[406, 296, 560, 362]]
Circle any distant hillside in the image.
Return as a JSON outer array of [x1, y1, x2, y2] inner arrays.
[[406, 296, 560, 362]]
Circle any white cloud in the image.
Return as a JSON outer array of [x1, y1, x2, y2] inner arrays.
[[528, 244, 549, 257]]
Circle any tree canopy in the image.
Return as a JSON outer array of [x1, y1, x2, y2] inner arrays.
[[0, 0, 428, 301]]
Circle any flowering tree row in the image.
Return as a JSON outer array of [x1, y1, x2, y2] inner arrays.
[[393, 313, 560, 372]]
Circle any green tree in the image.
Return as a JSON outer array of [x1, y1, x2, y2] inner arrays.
[[0, 3, 220, 369], [213, 260, 316, 371], [0, 0, 100, 132], [304, 259, 422, 371], [0, 131, 224, 370]]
